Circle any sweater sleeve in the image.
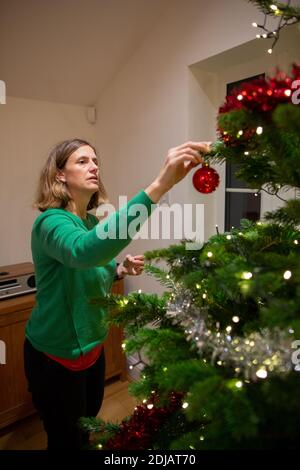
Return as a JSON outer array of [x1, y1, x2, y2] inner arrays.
[[33, 190, 155, 269]]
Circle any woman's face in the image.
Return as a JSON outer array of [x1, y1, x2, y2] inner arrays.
[[57, 145, 99, 194]]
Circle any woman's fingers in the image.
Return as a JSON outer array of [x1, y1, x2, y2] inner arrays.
[[170, 148, 204, 163], [172, 153, 202, 167], [170, 141, 212, 153], [124, 254, 145, 268], [132, 255, 145, 260], [168, 143, 211, 167]]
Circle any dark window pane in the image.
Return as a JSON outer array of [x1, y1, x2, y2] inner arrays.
[[225, 192, 261, 231], [227, 74, 264, 95], [226, 162, 250, 189]]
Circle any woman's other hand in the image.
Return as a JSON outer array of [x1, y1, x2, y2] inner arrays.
[[117, 254, 145, 277]]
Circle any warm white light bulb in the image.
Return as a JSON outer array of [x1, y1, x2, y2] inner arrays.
[[207, 251, 213, 258], [242, 271, 252, 279], [256, 126, 263, 134], [232, 316, 240, 323], [256, 368, 268, 379], [270, 4, 278, 10], [268, 48, 273, 54], [283, 270, 292, 280], [252, 22, 258, 27], [244, 151, 249, 155], [226, 235, 232, 240], [182, 402, 189, 409], [235, 381, 243, 388], [237, 94, 243, 100]]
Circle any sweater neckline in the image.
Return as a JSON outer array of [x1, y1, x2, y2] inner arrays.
[[61, 208, 89, 222]]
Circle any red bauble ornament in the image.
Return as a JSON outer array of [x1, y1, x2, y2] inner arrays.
[[193, 165, 220, 194]]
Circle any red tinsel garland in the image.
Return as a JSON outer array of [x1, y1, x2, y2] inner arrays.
[[218, 63, 300, 146], [220, 64, 300, 115], [104, 391, 184, 450]]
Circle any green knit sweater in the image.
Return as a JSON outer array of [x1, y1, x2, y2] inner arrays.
[[26, 190, 154, 359]]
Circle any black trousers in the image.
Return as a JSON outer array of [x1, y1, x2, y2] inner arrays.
[[23, 337, 105, 450]]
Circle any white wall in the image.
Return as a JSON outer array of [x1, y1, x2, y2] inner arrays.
[[94, 0, 274, 294], [0, 97, 95, 266]]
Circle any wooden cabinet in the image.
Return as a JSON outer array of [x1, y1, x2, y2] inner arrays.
[[0, 279, 126, 429], [103, 279, 127, 381]]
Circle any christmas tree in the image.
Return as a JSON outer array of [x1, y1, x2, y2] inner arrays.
[[81, 63, 300, 450]]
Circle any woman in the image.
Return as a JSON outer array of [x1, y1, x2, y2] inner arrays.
[[24, 138, 210, 450]]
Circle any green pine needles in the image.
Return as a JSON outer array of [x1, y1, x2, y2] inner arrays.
[[85, 63, 300, 449]]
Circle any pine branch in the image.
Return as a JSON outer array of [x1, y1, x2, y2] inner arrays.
[[264, 199, 300, 225], [78, 416, 120, 434], [90, 291, 168, 331], [144, 264, 175, 289], [247, 0, 300, 18]]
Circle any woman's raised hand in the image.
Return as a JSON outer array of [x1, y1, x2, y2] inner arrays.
[[145, 141, 211, 203]]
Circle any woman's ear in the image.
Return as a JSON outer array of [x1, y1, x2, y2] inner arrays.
[[56, 171, 66, 183]]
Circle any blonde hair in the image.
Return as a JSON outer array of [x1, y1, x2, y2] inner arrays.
[[34, 139, 108, 212]]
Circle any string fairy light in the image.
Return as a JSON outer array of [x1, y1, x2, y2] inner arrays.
[[250, 0, 300, 54], [283, 270, 292, 280], [128, 351, 147, 371]]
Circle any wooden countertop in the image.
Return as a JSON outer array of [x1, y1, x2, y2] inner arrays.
[[0, 278, 123, 316], [0, 293, 36, 315]]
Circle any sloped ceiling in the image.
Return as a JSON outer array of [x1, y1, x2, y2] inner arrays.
[[0, 0, 171, 105]]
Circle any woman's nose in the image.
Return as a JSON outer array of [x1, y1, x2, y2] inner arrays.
[[90, 161, 98, 172]]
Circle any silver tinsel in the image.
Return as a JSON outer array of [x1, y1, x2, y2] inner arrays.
[[166, 288, 296, 381]]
